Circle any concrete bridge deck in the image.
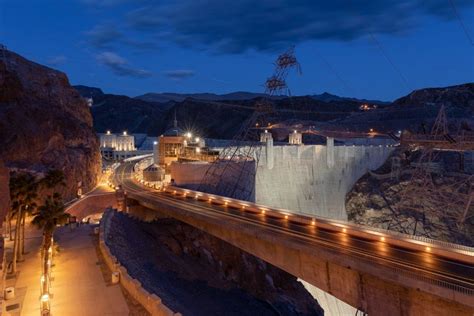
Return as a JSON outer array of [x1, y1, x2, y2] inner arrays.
[[113, 163, 474, 315]]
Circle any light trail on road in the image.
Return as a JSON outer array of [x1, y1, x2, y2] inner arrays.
[[113, 162, 474, 294]]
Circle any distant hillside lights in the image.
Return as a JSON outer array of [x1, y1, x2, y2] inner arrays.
[[359, 104, 377, 111]]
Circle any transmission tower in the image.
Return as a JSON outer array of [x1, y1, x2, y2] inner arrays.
[[197, 47, 301, 201], [392, 105, 473, 235]]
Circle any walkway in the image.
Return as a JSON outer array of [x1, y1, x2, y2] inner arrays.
[[2, 221, 129, 315]]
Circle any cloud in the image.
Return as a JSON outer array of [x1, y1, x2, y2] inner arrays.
[[96, 51, 152, 77], [85, 23, 158, 50], [126, 0, 474, 53], [86, 24, 122, 48], [163, 69, 195, 80], [47, 55, 67, 66]]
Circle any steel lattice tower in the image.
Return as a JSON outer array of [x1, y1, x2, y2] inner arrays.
[[197, 47, 301, 201]]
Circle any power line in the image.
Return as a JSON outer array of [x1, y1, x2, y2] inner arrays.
[[314, 48, 356, 96], [369, 33, 412, 92], [448, 0, 474, 46]]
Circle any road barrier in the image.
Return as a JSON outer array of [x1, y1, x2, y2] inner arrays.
[[99, 209, 181, 316]]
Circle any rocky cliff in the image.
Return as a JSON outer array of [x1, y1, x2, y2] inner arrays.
[[393, 83, 474, 108], [0, 50, 100, 200], [0, 160, 9, 223], [346, 149, 474, 246], [333, 83, 474, 133], [107, 212, 323, 315]]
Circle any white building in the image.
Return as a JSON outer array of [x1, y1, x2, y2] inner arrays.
[[99, 131, 141, 160]]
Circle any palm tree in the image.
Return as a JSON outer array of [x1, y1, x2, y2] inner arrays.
[[9, 172, 38, 272], [32, 193, 69, 279], [40, 169, 66, 191]]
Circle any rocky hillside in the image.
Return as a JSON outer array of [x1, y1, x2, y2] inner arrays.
[[332, 83, 474, 133], [346, 149, 474, 246], [0, 50, 101, 200], [77, 85, 369, 138], [78, 83, 473, 139], [0, 160, 9, 223], [107, 211, 323, 315], [393, 83, 474, 108]]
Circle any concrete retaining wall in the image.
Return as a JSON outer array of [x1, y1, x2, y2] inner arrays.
[[99, 209, 180, 316], [67, 193, 117, 220]]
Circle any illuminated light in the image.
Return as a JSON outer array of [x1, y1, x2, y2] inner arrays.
[[369, 128, 374, 133], [241, 205, 246, 210], [185, 132, 192, 138], [425, 246, 431, 252], [294, 130, 297, 134], [123, 131, 127, 136], [264, 129, 268, 133], [267, 122, 271, 126], [255, 123, 259, 127], [196, 147, 201, 153], [41, 293, 50, 302], [195, 137, 200, 142], [208, 198, 213, 202], [342, 228, 347, 233], [261, 210, 266, 215], [195, 194, 200, 199], [284, 215, 288, 219], [173, 190, 176, 194], [106, 130, 111, 135], [183, 193, 187, 197], [311, 220, 316, 225], [380, 236, 385, 242], [153, 141, 158, 145], [224, 201, 228, 206]]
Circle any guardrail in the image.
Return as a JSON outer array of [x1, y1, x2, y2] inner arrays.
[[155, 186, 474, 264], [127, 160, 474, 259], [128, 183, 474, 298]]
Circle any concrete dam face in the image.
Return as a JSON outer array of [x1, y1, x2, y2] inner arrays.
[[171, 143, 394, 220], [256, 143, 393, 220]]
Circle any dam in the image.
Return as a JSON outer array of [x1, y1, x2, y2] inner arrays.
[[171, 139, 394, 220]]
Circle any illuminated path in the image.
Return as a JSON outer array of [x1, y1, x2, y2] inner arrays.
[[113, 163, 474, 316]]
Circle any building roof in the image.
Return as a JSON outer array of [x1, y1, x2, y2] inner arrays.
[[162, 127, 184, 137], [144, 163, 163, 172]]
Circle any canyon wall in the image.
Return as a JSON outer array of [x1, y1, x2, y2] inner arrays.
[[0, 49, 100, 200]]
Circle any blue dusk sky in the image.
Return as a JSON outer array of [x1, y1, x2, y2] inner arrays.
[[1, 0, 473, 101]]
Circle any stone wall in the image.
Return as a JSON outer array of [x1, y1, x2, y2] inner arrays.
[[99, 209, 180, 316]]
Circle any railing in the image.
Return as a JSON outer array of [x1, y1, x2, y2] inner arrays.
[[157, 186, 474, 262], [131, 185, 474, 297]]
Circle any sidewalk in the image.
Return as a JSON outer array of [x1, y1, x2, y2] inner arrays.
[[3, 221, 43, 315], [2, 221, 129, 315]]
